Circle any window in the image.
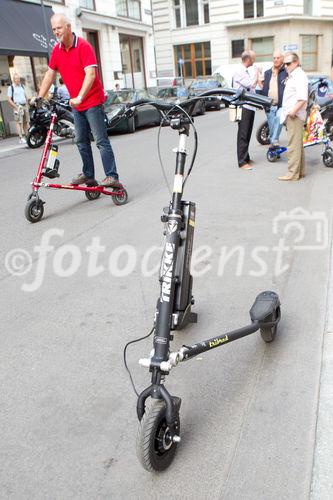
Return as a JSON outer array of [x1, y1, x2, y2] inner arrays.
[[304, 0, 313, 15], [173, 0, 210, 28], [79, 0, 95, 9], [174, 42, 211, 78], [302, 35, 318, 71], [251, 36, 273, 62], [244, 0, 263, 19], [116, 0, 141, 19], [202, 0, 210, 23], [232, 40, 245, 58]]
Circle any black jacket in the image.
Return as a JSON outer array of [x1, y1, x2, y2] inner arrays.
[[262, 66, 287, 108]]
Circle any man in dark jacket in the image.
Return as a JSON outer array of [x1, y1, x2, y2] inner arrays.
[[261, 51, 287, 147]]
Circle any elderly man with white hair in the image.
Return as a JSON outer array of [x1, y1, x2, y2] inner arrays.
[[37, 14, 121, 188], [261, 50, 288, 148]]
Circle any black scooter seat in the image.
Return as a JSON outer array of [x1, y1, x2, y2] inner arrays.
[[249, 290, 280, 323]]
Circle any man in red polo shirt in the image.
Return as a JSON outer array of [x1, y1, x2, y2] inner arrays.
[[37, 14, 120, 187]]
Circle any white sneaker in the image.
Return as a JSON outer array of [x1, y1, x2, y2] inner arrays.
[[19, 137, 26, 144]]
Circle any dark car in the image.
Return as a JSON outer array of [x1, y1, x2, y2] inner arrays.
[[104, 89, 162, 133], [188, 78, 226, 110], [156, 86, 206, 116]]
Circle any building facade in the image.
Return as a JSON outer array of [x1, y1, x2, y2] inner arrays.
[[0, 0, 156, 134], [152, 0, 333, 80], [50, 0, 157, 90]]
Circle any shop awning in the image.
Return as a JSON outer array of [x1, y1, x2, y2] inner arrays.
[[0, 0, 55, 57]]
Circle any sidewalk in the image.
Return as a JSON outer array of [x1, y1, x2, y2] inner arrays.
[[0, 133, 67, 158], [0, 135, 29, 156]]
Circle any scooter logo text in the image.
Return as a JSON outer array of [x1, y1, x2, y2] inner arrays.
[[161, 242, 175, 303]]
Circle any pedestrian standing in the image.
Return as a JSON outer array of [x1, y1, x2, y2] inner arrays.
[[232, 51, 260, 170], [7, 74, 30, 144], [37, 14, 121, 187], [57, 78, 70, 101], [279, 52, 308, 181], [261, 51, 287, 148]]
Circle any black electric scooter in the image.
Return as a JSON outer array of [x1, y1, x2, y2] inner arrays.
[[112, 89, 280, 472]]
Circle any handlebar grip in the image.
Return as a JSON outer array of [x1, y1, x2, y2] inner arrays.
[[241, 91, 272, 107]]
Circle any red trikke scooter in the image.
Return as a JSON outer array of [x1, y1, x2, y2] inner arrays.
[[25, 98, 128, 223]]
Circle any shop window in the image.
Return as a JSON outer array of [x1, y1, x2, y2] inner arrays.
[[250, 36, 273, 62], [244, 0, 263, 19], [119, 35, 145, 88], [302, 35, 318, 71], [232, 40, 245, 58], [116, 0, 141, 20], [174, 42, 211, 78]]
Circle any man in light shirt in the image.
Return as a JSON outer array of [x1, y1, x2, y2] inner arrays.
[[232, 50, 260, 170], [279, 52, 308, 181]]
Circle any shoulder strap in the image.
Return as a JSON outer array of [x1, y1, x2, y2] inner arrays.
[[11, 85, 14, 98]]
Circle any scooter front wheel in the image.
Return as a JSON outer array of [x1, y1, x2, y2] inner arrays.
[[266, 149, 278, 162], [136, 399, 180, 471], [25, 197, 44, 223], [112, 188, 128, 206]]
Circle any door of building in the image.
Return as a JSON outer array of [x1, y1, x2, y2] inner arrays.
[[82, 30, 103, 85], [119, 35, 145, 89]]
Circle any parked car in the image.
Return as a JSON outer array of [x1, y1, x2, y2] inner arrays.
[[156, 86, 206, 116], [187, 78, 226, 110], [104, 89, 162, 133]]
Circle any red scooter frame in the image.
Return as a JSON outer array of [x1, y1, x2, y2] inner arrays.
[[25, 102, 128, 223]]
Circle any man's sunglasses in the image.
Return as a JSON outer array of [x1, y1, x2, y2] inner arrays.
[[285, 62, 293, 66]]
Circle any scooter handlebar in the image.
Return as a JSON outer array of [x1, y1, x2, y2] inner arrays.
[[105, 89, 273, 128]]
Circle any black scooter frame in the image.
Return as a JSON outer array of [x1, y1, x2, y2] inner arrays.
[[135, 102, 280, 468]]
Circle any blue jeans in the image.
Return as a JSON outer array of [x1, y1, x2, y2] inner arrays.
[[266, 106, 283, 145], [73, 105, 118, 179]]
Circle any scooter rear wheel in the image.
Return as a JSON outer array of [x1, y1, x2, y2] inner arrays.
[[85, 190, 101, 201], [260, 306, 280, 343], [25, 197, 44, 223], [136, 399, 180, 471], [112, 188, 128, 206]]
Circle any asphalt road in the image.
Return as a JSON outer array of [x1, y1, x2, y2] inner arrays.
[[1, 109, 332, 499]]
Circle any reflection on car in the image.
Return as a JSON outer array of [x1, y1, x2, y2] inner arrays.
[[156, 86, 206, 116], [188, 78, 226, 111], [104, 89, 162, 133]]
